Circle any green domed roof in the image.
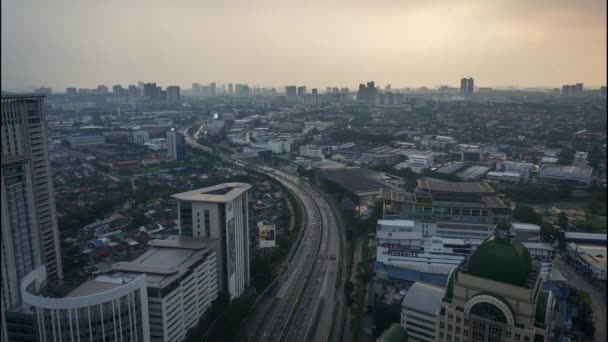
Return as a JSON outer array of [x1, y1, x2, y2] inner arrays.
[[468, 236, 532, 287]]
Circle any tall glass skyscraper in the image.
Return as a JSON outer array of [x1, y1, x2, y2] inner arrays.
[[1, 95, 63, 340]]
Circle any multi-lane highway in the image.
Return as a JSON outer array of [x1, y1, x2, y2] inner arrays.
[[183, 131, 345, 342], [248, 167, 343, 342]]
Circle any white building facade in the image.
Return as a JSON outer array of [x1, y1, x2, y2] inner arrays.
[[503, 161, 533, 182], [21, 265, 150, 342], [376, 220, 555, 280], [111, 237, 218, 342], [173, 183, 251, 300]]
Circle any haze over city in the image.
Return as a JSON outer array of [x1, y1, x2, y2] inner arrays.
[[1, 0, 606, 91]]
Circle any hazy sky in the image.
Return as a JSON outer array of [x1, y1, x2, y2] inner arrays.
[[2, 0, 606, 91]]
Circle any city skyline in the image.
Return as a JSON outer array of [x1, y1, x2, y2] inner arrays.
[[2, 0, 607, 91]]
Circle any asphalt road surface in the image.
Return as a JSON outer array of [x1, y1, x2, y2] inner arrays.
[[554, 254, 606, 342]]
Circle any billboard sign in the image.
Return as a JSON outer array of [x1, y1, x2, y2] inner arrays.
[[259, 225, 276, 248]]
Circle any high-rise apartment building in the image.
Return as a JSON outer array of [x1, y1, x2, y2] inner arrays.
[[460, 77, 474, 97], [128, 84, 139, 99], [144, 82, 161, 99], [285, 85, 297, 100], [357, 81, 377, 102], [65, 87, 77, 95], [562, 83, 584, 96], [1, 95, 63, 339], [311, 88, 318, 105], [96, 85, 108, 94], [112, 84, 123, 97], [460, 78, 468, 97], [172, 183, 251, 300], [210, 82, 217, 96], [297, 86, 307, 97], [229, 83, 234, 94], [166, 128, 185, 161], [467, 77, 474, 97], [166, 86, 181, 103]]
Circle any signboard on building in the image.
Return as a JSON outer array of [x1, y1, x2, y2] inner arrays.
[[259, 225, 276, 248]]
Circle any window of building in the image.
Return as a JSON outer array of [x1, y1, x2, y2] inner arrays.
[[456, 317, 461, 324], [448, 324, 453, 331], [204, 209, 210, 238], [470, 302, 507, 323], [456, 327, 461, 334], [464, 319, 469, 326], [515, 333, 521, 341]]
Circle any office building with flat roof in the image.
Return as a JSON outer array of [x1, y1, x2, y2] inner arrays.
[[172, 183, 251, 300], [383, 180, 510, 238], [111, 237, 218, 342], [537, 165, 593, 188]]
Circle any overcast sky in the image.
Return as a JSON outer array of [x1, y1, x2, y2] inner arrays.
[[2, 0, 606, 91]]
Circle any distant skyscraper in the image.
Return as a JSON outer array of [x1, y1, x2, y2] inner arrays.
[[144, 83, 160, 99], [562, 83, 583, 96], [210, 82, 217, 96], [601, 86, 607, 97], [1, 95, 63, 339], [467, 77, 474, 97], [166, 128, 185, 161], [172, 183, 252, 300], [460, 77, 474, 97], [297, 86, 307, 97], [65, 87, 77, 95], [34, 87, 52, 95], [112, 84, 123, 97], [385, 84, 391, 92], [166, 86, 181, 103], [340, 87, 349, 94], [326, 87, 332, 94], [311, 88, 318, 105], [229, 83, 234, 94], [460, 78, 468, 97], [357, 81, 377, 102], [96, 85, 108, 94], [285, 86, 297, 100], [128, 84, 139, 99]]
